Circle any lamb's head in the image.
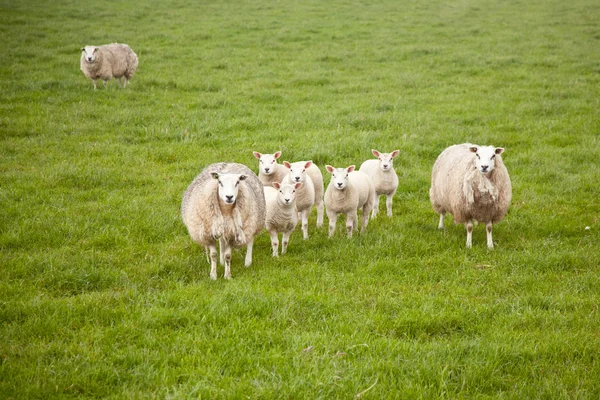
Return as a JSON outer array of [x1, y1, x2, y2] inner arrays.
[[283, 160, 312, 183], [273, 181, 302, 206], [469, 145, 504, 175], [326, 165, 355, 190], [253, 151, 282, 175], [81, 46, 99, 63], [211, 172, 247, 205], [372, 149, 399, 172]]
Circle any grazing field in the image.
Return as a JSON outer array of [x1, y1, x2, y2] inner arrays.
[[1, 0, 599, 398]]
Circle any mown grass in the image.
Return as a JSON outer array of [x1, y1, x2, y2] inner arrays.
[[1, 0, 599, 398]]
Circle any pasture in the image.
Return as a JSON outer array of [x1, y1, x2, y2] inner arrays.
[[1, 0, 599, 398]]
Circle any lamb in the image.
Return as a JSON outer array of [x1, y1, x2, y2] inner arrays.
[[359, 149, 400, 218], [181, 162, 266, 279], [283, 160, 325, 227], [264, 181, 303, 256], [252, 151, 289, 187], [324, 165, 376, 238], [80, 43, 138, 89], [430, 143, 512, 249], [282, 161, 315, 239]]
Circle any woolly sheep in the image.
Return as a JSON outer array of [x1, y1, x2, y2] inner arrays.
[[430, 143, 512, 249], [80, 43, 138, 89], [324, 165, 376, 238], [264, 181, 303, 256], [282, 161, 315, 240], [181, 162, 266, 279], [253, 151, 289, 187], [359, 149, 400, 218]]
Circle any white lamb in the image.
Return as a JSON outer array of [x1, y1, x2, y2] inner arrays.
[[80, 43, 138, 89], [283, 160, 325, 227], [359, 149, 400, 218], [282, 161, 315, 240], [430, 143, 512, 249], [252, 151, 289, 187], [264, 181, 303, 256], [181, 162, 266, 279], [324, 165, 376, 238]]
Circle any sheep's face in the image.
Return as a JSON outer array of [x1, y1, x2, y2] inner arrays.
[[284, 161, 312, 184], [253, 151, 281, 175], [470, 146, 504, 174], [273, 182, 302, 207], [81, 46, 98, 63], [372, 149, 399, 171], [211, 173, 247, 205], [326, 165, 355, 190]]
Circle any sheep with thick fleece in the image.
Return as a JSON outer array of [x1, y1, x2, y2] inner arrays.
[[264, 181, 303, 256], [253, 151, 289, 187], [430, 143, 512, 249], [181, 162, 266, 279], [359, 149, 400, 218], [80, 43, 138, 89], [324, 165, 376, 238], [284, 160, 325, 227], [282, 161, 315, 239]]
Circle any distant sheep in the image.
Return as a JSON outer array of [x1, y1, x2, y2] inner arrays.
[[324, 165, 376, 238], [264, 181, 303, 256], [181, 162, 266, 279], [359, 149, 400, 217], [282, 161, 315, 240], [253, 151, 289, 187], [430, 143, 512, 248], [80, 43, 138, 89]]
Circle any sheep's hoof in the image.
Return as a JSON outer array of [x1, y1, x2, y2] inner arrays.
[[210, 274, 217, 280], [224, 274, 232, 280]]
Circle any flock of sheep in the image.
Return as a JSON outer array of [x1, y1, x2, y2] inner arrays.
[[181, 147, 512, 280], [79, 43, 512, 280]]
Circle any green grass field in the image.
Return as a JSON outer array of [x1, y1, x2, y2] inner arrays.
[[1, 0, 599, 398]]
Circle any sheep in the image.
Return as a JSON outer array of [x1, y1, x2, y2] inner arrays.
[[264, 181, 303, 256], [252, 151, 289, 187], [181, 162, 266, 279], [282, 161, 315, 240], [430, 143, 512, 249], [283, 160, 325, 227], [324, 165, 376, 238], [80, 43, 138, 89], [359, 149, 400, 218]]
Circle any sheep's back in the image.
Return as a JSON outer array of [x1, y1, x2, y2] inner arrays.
[[349, 170, 375, 209]]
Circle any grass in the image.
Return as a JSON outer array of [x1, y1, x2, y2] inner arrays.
[[1, 0, 599, 398]]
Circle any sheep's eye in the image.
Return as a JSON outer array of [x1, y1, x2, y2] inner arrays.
[[292, 190, 296, 193], [476, 154, 480, 159], [271, 160, 275, 164], [259, 160, 263, 163], [491, 154, 496, 159]]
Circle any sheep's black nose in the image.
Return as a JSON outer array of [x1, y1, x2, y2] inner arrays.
[[294, 177, 300, 182], [284, 199, 290, 204], [226, 195, 234, 202], [337, 182, 343, 187], [383, 164, 389, 169], [264, 168, 270, 173], [481, 165, 489, 171]]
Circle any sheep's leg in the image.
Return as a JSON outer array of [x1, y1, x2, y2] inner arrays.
[[346, 211, 357, 238], [223, 243, 233, 279], [360, 206, 370, 233], [118, 77, 123, 87], [316, 200, 324, 227], [245, 238, 254, 267], [219, 237, 225, 265], [208, 244, 218, 280], [281, 230, 292, 254], [466, 220, 473, 248], [327, 210, 338, 238], [93, 79, 98, 90], [269, 230, 279, 257], [438, 213, 445, 229], [486, 222, 494, 249], [301, 209, 309, 240], [103, 80, 107, 88], [371, 195, 380, 218], [386, 192, 395, 217]]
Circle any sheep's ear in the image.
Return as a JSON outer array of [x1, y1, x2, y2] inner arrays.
[[469, 146, 478, 153], [391, 150, 400, 158], [347, 165, 356, 173], [274, 151, 282, 159], [211, 172, 219, 180], [272, 182, 281, 189], [238, 175, 247, 181], [372, 149, 380, 157], [253, 151, 262, 159], [80, 47, 85, 52], [295, 182, 303, 190], [326, 165, 335, 173], [283, 161, 291, 169], [495, 147, 504, 155], [304, 161, 312, 168]]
